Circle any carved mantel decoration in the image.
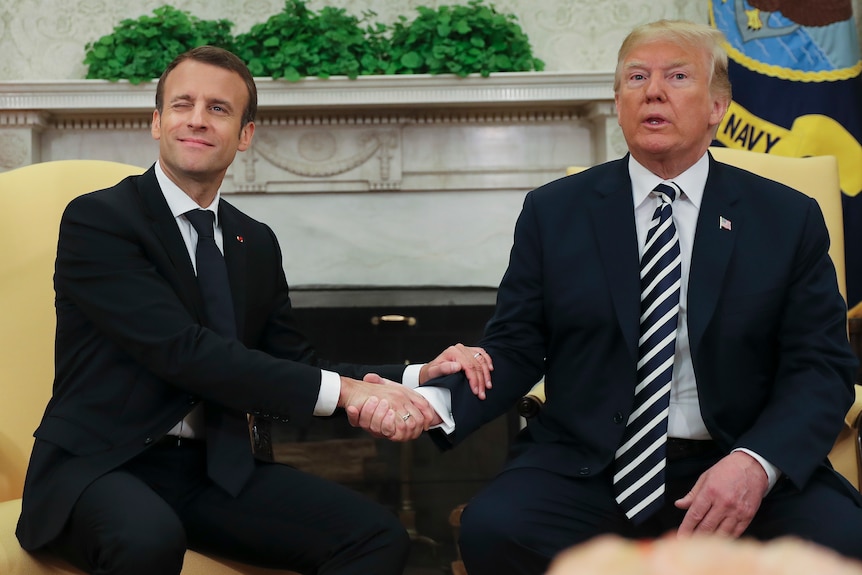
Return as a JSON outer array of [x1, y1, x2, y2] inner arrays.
[[0, 72, 618, 172]]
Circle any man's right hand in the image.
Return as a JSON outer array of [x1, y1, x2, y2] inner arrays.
[[340, 374, 436, 441]]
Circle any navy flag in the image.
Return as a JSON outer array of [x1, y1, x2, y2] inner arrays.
[[710, 0, 862, 305]]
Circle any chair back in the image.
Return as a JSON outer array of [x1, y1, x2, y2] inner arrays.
[[707, 146, 846, 300], [0, 160, 145, 502]]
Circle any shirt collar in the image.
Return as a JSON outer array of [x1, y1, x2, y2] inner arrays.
[[628, 152, 710, 210], [154, 160, 222, 226]]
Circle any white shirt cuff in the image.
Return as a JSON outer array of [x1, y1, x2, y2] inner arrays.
[[404, 363, 455, 434], [402, 363, 423, 389], [733, 447, 781, 492], [313, 369, 341, 416], [414, 385, 455, 434]]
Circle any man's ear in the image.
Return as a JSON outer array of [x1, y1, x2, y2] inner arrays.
[[238, 121, 255, 152], [709, 97, 730, 129], [151, 110, 161, 141]]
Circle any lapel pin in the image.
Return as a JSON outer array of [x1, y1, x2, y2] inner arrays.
[[236, 235, 244, 243], [719, 216, 732, 231]]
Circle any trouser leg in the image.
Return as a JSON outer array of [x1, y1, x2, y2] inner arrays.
[[180, 460, 410, 575], [47, 469, 187, 575]]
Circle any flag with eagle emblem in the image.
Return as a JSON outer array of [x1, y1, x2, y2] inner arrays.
[[709, 0, 862, 305]]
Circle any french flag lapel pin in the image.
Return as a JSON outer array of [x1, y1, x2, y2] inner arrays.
[[719, 216, 732, 231]]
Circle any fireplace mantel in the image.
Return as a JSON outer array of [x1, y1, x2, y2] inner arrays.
[[0, 71, 614, 115], [0, 72, 623, 290]]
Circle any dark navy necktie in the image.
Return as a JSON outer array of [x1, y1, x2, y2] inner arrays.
[[185, 209, 254, 496], [613, 182, 682, 524]]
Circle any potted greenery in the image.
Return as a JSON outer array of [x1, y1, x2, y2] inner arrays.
[[83, 5, 235, 84], [83, 0, 543, 83], [386, 0, 544, 76], [232, 0, 387, 81]]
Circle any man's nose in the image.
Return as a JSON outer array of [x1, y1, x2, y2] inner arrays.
[[188, 105, 207, 128], [645, 77, 666, 101]]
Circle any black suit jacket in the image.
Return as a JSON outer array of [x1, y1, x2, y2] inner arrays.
[[432, 153, 857, 492], [17, 166, 404, 550]]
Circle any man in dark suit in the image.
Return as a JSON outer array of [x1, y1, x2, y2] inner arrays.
[[15, 46, 488, 575], [367, 19, 862, 574]]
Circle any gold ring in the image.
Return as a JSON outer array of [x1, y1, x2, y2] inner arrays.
[[401, 413, 412, 422]]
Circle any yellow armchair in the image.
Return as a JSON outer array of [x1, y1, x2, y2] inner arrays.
[[0, 161, 297, 575], [519, 148, 862, 489]]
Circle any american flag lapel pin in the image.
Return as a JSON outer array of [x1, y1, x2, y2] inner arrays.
[[719, 216, 732, 231], [236, 235, 244, 243]]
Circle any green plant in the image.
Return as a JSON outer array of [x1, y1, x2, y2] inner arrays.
[[83, 5, 235, 84], [385, 0, 544, 77], [233, 0, 388, 81], [84, 1, 545, 82]]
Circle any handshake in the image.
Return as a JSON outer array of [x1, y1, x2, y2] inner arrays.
[[340, 344, 493, 441]]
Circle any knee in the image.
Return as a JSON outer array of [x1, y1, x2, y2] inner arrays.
[[99, 513, 186, 574], [321, 508, 409, 573], [365, 509, 410, 557], [459, 498, 523, 568]]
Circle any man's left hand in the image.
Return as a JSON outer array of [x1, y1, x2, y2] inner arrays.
[[675, 451, 769, 538], [419, 343, 493, 399]]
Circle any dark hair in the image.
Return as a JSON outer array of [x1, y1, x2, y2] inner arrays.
[[155, 46, 258, 127]]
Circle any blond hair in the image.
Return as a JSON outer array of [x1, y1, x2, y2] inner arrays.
[[613, 20, 731, 102]]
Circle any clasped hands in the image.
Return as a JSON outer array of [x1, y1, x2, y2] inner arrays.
[[340, 343, 493, 441]]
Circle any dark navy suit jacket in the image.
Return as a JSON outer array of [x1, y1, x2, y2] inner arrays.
[[431, 153, 857, 494]]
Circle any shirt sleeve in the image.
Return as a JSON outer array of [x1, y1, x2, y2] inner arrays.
[[733, 447, 781, 492], [403, 363, 455, 434], [313, 369, 341, 416]]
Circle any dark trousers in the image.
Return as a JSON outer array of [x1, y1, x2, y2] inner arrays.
[[47, 439, 409, 575], [459, 447, 862, 575]]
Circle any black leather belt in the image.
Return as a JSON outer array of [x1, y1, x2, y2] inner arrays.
[[666, 438, 718, 461], [154, 435, 205, 449]]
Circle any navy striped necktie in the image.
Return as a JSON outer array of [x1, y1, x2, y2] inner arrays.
[[613, 182, 682, 524], [186, 209, 254, 496]]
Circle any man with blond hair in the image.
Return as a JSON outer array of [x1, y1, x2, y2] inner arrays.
[[404, 20, 862, 574]]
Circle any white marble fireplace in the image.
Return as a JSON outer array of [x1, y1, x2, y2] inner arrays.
[[0, 72, 622, 301]]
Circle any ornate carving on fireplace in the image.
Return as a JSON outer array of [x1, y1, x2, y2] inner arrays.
[[238, 128, 401, 193], [0, 72, 618, 174]]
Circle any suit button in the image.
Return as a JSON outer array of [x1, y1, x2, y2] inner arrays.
[[144, 437, 153, 445], [578, 467, 590, 476], [614, 412, 624, 424]]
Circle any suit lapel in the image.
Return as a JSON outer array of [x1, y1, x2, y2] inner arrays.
[[687, 155, 742, 359], [592, 159, 641, 361], [219, 202, 248, 340], [135, 167, 206, 320]]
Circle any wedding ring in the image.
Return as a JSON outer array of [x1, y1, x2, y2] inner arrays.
[[401, 413, 412, 422], [473, 352, 482, 359]]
